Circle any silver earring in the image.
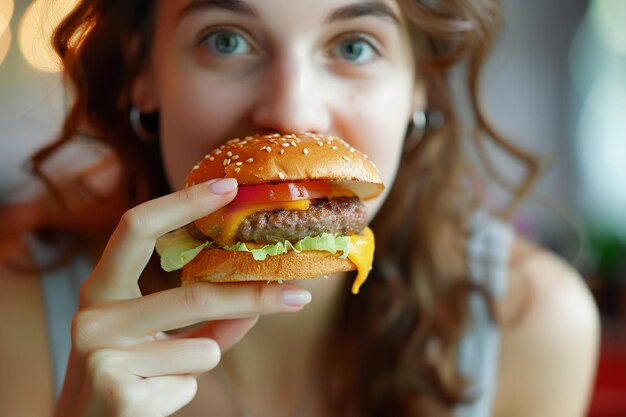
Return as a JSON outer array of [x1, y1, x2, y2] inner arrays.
[[129, 106, 155, 142], [404, 109, 427, 152], [412, 109, 427, 138]]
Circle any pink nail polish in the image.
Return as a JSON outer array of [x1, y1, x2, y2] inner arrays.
[[281, 289, 312, 307], [209, 178, 237, 195]]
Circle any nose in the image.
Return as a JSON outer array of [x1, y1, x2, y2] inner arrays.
[[251, 54, 330, 134]]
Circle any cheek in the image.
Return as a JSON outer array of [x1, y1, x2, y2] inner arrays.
[[343, 81, 412, 219], [157, 77, 253, 189]]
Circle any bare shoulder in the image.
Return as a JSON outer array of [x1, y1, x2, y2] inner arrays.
[[0, 240, 55, 416], [493, 237, 600, 417]]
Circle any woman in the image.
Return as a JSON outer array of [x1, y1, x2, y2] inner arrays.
[[0, 0, 599, 416]]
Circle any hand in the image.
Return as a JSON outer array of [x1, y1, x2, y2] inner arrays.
[[55, 178, 312, 417]]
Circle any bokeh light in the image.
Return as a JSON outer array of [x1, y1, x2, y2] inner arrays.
[[0, 25, 11, 66], [18, 0, 79, 73], [590, 0, 626, 55], [0, 0, 14, 35]]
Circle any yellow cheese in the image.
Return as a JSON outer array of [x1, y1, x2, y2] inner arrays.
[[347, 227, 375, 294], [196, 199, 311, 246]]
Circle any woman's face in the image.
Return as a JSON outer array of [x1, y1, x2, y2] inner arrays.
[[138, 0, 420, 217]]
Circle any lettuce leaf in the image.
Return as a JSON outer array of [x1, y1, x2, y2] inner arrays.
[[156, 229, 351, 271], [156, 228, 212, 272], [226, 233, 351, 261]]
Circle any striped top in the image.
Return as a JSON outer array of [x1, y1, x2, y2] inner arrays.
[[31, 209, 514, 415]]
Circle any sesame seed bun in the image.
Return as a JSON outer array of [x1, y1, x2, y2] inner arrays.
[[185, 133, 384, 200]]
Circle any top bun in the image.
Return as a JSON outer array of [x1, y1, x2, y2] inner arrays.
[[185, 133, 384, 200]]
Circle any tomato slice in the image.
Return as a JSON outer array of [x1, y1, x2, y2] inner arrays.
[[231, 181, 331, 205]]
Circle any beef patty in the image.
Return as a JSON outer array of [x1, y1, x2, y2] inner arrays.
[[238, 197, 367, 243], [189, 197, 367, 244]]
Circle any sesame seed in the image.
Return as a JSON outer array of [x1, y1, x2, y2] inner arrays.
[[227, 138, 240, 144], [326, 141, 332, 145], [281, 143, 290, 147], [215, 149, 222, 155], [209, 156, 215, 161], [235, 162, 243, 166], [235, 167, 241, 173], [240, 140, 248, 145], [232, 155, 239, 160], [280, 149, 285, 155], [226, 151, 233, 157], [223, 159, 229, 166], [350, 147, 355, 153], [192, 164, 200, 171], [331, 146, 338, 150], [317, 142, 324, 146], [364, 154, 369, 159], [278, 172, 286, 179], [303, 148, 309, 155], [291, 141, 297, 147], [246, 158, 254, 163], [265, 147, 271, 153], [342, 156, 350, 161]]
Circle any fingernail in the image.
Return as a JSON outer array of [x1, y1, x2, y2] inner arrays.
[[209, 178, 237, 195], [281, 289, 312, 307]]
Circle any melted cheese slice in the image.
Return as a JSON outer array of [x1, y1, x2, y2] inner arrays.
[[347, 227, 375, 294]]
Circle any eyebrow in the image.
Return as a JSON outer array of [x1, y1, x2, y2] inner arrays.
[[324, 1, 400, 25], [179, 0, 259, 20]]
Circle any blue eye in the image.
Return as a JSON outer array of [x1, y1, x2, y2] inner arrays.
[[201, 28, 253, 56], [334, 37, 378, 63]]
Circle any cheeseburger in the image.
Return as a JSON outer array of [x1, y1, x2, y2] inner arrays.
[[156, 133, 384, 294]]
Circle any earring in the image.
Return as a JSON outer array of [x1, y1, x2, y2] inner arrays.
[[403, 109, 428, 152], [129, 106, 156, 142]]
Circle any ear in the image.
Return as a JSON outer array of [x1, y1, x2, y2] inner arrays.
[[130, 68, 159, 113], [125, 34, 159, 112]]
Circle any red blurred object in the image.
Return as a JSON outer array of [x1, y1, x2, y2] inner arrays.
[[588, 320, 626, 417]]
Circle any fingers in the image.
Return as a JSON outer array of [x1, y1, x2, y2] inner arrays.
[[76, 283, 311, 346], [108, 282, 311, 337], [84, 179, 238, 303], [87, 347, 200, 417], [141, 376, 198, 417], [118, 338, 221, 378], [184, 317, 260, 352]]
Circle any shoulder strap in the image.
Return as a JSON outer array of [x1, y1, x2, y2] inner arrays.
[[455, 209, 514, 417]]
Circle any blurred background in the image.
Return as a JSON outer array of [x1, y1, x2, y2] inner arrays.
[[1, 0, 624, 415]]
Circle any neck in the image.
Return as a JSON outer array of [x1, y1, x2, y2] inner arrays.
[[220, 273, 350, 413]]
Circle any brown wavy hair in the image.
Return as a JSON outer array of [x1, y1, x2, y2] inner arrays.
[[33, 0, 540, 415]]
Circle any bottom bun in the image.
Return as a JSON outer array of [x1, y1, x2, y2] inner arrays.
[[181, 248, 356, 285]]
